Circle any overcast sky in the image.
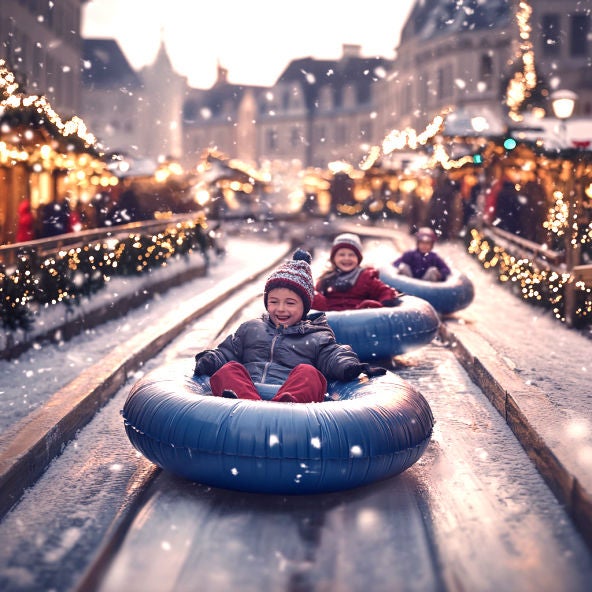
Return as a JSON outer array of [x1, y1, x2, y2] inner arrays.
[[82, 0, 416, 88]]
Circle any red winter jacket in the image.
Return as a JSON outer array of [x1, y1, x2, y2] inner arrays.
[[313, 267, 399, 312], [16, 200, 35, 242]]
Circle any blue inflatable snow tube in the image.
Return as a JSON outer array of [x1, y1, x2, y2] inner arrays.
[[122, 362, 434, 495], [321, 295, 440, 362], [379, 266, 475, 315]]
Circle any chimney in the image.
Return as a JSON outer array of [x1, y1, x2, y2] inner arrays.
[[216, 60, 228, 84], [342, 44, 362, 58]]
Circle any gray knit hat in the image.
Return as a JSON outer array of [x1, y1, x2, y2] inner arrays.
[[330, 233, 363, 263], [264, 249, 314, 317]]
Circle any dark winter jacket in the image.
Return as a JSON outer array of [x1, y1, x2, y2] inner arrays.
[[393, 249, 451, 281], [312, 267, 399, 311], [193, 312, 361, 384]]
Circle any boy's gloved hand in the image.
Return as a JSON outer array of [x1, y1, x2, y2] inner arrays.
[[360, 363, 387, 377], [381, 297, 401, 307], [344, 363, 387, 380], [194, 355, 215, 377]]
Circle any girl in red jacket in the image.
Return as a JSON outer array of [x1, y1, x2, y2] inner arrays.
[[313, 233, 401, 311]]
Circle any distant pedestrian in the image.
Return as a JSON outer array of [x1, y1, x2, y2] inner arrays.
[[39, 197, 70, 238], [495, 179, 523, 235], [16, 198, 35, 242], [427, 174, 458, 240], [460, 172, 481, 234], [329, 171, 355, 215], [108, 188, 142, 225], [90, 191, 112, 227]]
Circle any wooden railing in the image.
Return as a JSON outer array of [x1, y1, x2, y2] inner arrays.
[[0, 214, 201, 269], [481, 227, 564, 267], [482, 226, 591, 327]]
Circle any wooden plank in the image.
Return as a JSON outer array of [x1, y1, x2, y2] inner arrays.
[[572, 264, 592, 283]]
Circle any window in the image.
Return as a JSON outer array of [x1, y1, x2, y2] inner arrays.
[[342, 85, 356, 109], [334, 123, 347, 144], [571, 13, 589, 57], [266, 129, 278, 151], [290, 127, 301, 147], [316, 125, 326, 144], [436, 65, 453, 100], [480, 53, 493, 86], [318, 87, 333, 112], [403, 84, 413, 115], [282, 90, 290, 111], [419, 73, 430, 108], [542, 14, 561, 56], [359, 122, 371, 141]]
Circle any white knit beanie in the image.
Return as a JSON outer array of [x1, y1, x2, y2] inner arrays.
[[330, 233, 363, 263]]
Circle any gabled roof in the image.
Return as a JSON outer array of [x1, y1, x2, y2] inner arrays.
[[82, 39, 142, 89], [400, 0, 511, 44], [183, 80, 266, 124], [277, 55, 392, 110]]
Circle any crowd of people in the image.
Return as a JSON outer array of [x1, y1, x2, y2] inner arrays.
[[14, 187, 144, 244]]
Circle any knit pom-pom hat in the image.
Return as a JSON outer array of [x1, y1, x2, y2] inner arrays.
[[264, 249, 314, 317], [416, 227, 437, 243], [330, 233, 363, 263]]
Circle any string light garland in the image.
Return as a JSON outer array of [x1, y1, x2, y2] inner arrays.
[[1, 59, 97, 149], [467, 229, 591, 325], [505, 1, 537, 121], [0, 217, 213, 334]]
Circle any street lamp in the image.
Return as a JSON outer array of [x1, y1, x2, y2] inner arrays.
[[550, 89, 580, 325], [551, 89, 578, 147]]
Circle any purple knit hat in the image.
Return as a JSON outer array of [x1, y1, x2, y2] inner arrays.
[[416, 227, 437, 243], [264, 249, 314, 316]]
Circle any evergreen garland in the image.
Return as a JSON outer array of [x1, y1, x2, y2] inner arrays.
[[467, 229, 591, 327], [0, 218, 214, 335]]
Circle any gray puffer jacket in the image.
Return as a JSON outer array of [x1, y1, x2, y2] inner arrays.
[[193, 312, 362, 384]]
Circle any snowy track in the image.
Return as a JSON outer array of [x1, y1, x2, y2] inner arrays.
[[1, 229, 592, 591]]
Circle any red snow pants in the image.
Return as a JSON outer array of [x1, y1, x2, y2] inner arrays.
[[209, 361, 327, 403]]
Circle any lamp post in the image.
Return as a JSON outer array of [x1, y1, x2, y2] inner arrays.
[[550, 89, 580, 325], [551, 89, 578, 148]]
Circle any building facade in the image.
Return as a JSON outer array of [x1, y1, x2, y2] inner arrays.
[[180, 45, 393, 170], [376, 0, 591, 141], [81, 38, 188, 164], [0, 0, 88, 115], [530, 0, 591, 115], [255, 45, 393, 168], [4, 0, 589, 171], [81, 39, 143, 157]]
